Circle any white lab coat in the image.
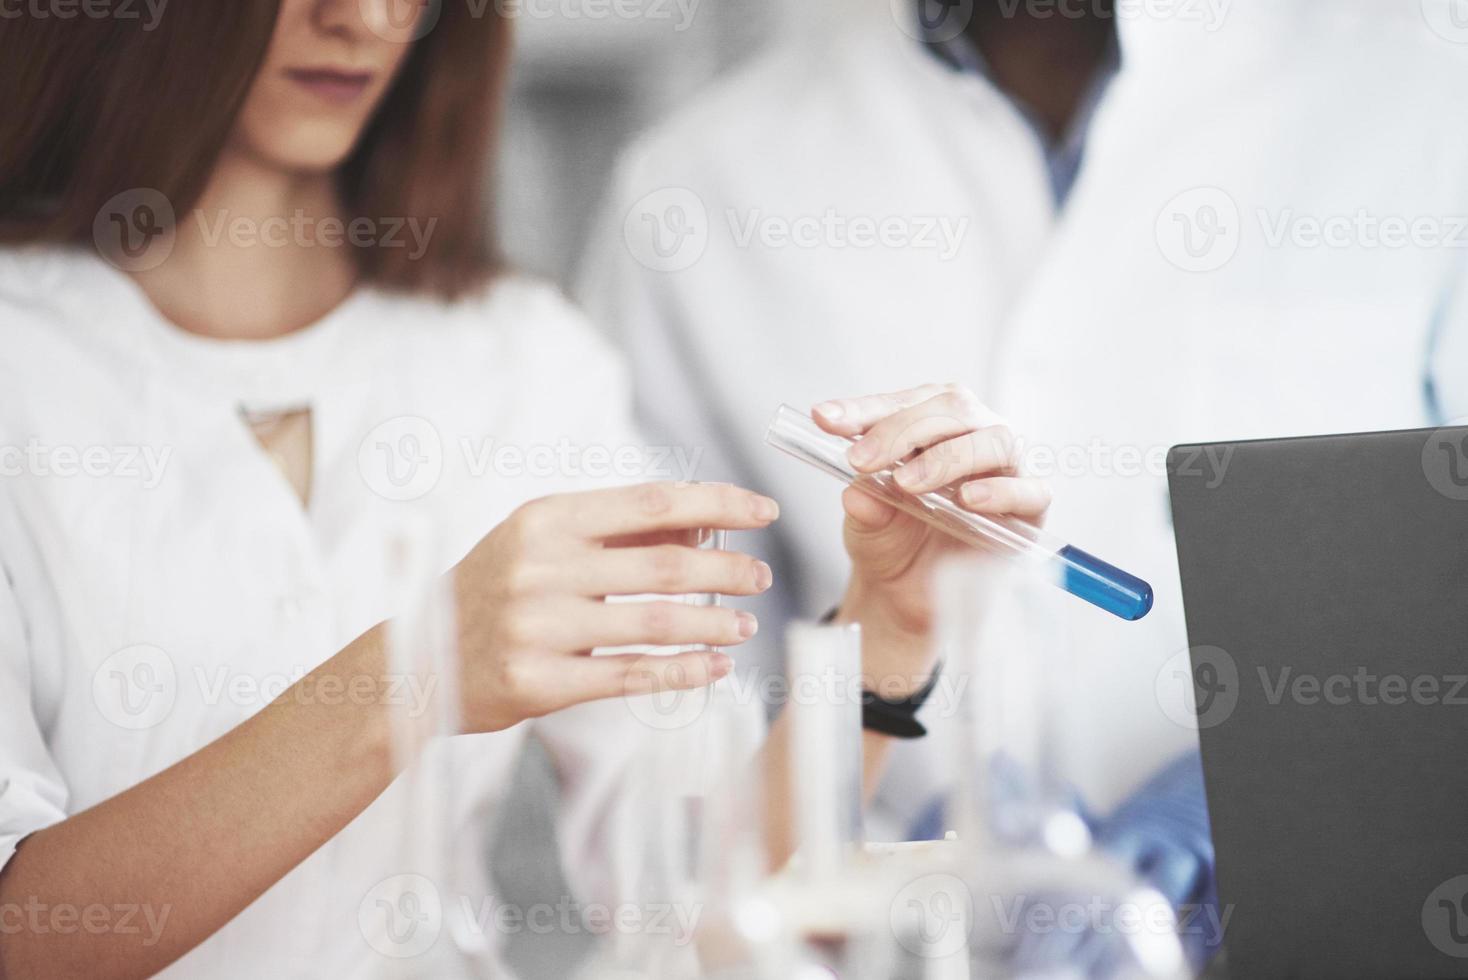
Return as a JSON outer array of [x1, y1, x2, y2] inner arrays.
[[578, 0, 1468, 818], [0, 248, 659, 977]]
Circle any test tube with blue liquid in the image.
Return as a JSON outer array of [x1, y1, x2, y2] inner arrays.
[[763, 404, 1153, 622]]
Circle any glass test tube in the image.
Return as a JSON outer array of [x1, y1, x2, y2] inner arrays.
[[934, 557, 1089, 857], [604, 528, 767, 980], [763, 404, 1153, 622], [379, 519, 496, 978], [785, 621, 864, 881]]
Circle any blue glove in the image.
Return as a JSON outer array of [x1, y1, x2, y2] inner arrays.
[[908, 752, 1221, 975], [1090, 752, 1220, 971]]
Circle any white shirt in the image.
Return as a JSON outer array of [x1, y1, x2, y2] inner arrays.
[[0, 247, 661, 977], [578, 0, 1468, 816]]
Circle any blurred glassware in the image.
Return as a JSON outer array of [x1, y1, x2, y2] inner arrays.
[[366, 517, 498, 978], [887, 557, 1193, 980], [756, 621, 910, 980], [580, 530, 775, 980]]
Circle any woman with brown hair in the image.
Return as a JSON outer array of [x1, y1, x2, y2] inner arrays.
[[0, 1, 1050, 976]]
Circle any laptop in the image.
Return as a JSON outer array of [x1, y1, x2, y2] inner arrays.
[[1167, 425, 1468, 980]]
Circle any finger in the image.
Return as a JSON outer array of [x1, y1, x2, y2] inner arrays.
[[572, 649, 734, 704], [893, 426, 1020, 494], [843, 489, 929, 579], [848, 390, 1004, 474], [569, 546, 773, 598], [543, 482, 779, 540], [811, 384, 953, 436], [957, 476, 1052, 519], [540, 598, 758, 650], [841, 484, 899, 530]]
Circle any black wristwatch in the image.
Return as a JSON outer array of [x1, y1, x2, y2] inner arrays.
[[820, 605, 942, 739]]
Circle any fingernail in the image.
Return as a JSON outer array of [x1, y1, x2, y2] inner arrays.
[[753, 560, 773, 591], [710, 653, 734, 678], [752, 495, 780, 521], [815, 400, 844, 421], [848, 439, 876, 467], [963, 483, 992, 506], [894, 464, 918, 489], [736, 612, 758, 639]]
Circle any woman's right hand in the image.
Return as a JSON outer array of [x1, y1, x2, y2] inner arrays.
[[451, 481, 779, 732]]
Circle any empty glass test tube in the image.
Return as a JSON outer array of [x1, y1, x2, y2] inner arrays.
[[764, 404, 1153, 621]]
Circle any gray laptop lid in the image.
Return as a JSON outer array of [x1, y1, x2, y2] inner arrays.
[[1167, 426, 1468, 980]]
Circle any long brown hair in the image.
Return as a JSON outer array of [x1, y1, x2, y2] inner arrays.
[[0, 2, 510, 299]]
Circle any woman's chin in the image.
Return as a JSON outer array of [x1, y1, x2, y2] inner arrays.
[[230, 125, 363, 178]]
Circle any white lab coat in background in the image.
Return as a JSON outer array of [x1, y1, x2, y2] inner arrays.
[[579, 1, 1468, 821]]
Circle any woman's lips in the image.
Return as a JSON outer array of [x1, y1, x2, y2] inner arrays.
[[284, 68, 375, 105]]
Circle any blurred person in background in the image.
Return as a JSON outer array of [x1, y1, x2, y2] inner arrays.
[[0, 1, 1052, 976], [581, 0, 1468, 970]]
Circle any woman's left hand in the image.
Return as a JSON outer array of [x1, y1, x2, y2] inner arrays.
[[812, 384, 1051, 692]]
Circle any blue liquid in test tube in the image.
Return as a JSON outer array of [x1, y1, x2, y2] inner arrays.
[[764, 404, 1153, 622], [1054, 545, 1153, 622]]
